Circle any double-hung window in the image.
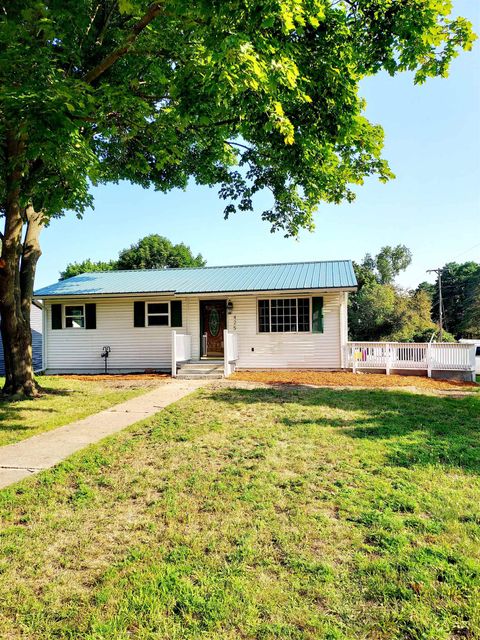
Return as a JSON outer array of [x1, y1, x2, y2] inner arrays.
[[258, 298, 310, 333], [147, 302, 169, 326], [65, 305, 85, 329]]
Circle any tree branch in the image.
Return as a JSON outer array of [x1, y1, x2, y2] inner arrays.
[[20, 206, 44, 323], [95, 1, 117, 46], [225, 140, 253, 152], [83, 2, 165, 85], [192, 118, 239, 130]]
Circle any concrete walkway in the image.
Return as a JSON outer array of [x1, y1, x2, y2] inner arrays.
[[0, 379, 206, 490]]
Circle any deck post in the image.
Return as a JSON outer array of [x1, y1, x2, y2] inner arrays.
[[171, 330, 177, 378], [223, 329, 229, 377], [385, 343, 390, 375], [426, 343, 432, 378], [469, 345, 476, 374]]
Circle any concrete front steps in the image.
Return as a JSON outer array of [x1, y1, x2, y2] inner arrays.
[[176, 360, 224, 380]]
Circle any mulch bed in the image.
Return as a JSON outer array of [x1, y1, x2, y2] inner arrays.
[[230, 370, 478, 391], [57, 374, 169, 382]]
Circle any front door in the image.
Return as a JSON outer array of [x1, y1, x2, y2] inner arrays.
[[201, 301, 226, 357]]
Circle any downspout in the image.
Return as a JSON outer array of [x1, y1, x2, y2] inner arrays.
[[41, 301, 47, 373], [340, 292, 347, 369]]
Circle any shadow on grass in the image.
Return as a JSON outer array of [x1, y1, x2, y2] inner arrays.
[[211, 386, 480, 474], [0, 388, 76, 438], [0, 387, 74, 402]]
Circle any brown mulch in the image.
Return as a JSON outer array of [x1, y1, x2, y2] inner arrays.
[[230, 370, 478, 392], [57, 374, 169, 382]]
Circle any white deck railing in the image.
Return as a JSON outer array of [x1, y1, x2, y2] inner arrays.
[[171, 331, 192, 377], [345, 342, 476, 377], [224, 330, 239, 377]]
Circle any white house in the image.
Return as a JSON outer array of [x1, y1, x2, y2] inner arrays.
[[33, 260, 357, 376]]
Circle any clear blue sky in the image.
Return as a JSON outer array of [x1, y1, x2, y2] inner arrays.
[[36, 0, 480, 290]]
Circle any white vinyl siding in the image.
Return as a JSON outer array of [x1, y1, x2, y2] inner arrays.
[[184, 298, 201, 360], [42, 291, 347, 373], [44, 297, 185, 373], [227, 292, 343, 369]]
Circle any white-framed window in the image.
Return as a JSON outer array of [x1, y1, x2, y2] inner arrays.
[[147, 302, 169, 326], [64, 304, 85, 329], [258, 298, 310, 333]]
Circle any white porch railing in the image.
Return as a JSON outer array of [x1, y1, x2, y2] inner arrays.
[[345, 342, 476, 378], [171, 331, 192, 377], [224, 330, 239, 377]]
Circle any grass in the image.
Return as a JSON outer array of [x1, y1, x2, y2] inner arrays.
[[0, 376, 159, 447], [232, 369, 480, 392], [0, 385, 479, 639]]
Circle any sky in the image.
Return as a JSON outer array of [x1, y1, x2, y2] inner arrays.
[[36, 0, 480, 290]]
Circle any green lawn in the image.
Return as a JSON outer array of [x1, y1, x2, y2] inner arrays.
[[0, 376, 159, 447], [0, 386, 479, 639]]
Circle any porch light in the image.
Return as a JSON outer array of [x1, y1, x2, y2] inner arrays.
[[227, 299, 234, 314]]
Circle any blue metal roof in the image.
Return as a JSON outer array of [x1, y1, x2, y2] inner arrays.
[[34, 261, 357, 298]]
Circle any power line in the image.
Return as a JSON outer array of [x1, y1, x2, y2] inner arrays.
[[432, 289, 480, 307], [450, 242, 480, 262]]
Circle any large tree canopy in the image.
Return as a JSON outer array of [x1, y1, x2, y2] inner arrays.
[[0, 0, 475, 394], [1, 1, 475, 233]]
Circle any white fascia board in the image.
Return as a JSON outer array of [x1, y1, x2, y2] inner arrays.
[[35, 286, 357, 303]]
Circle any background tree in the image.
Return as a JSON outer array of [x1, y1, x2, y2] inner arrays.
[[375, 245, 413, 285], [60, 258, 117, 280], [463, 280, 480, 337], [0, 1, 475, 395], [117, 235, 205, 270], [349, 281, 397, 341], [428, 261, 480, 338], [357, 245, 413, 285], [416, 281, 436, 299], [386, 288, 453, 343], [60, 234, 205, 278], [349, 245, 447, 342]]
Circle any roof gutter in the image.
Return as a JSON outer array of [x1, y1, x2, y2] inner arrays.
[[34, 286, 357, 302]]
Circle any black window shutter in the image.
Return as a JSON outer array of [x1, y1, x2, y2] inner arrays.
[[134, 301, 145, 327], [312, 297, 324, 333], [51, 304, 62, 330], [170, 300, 182, 327], [85, 303, 96, 330]]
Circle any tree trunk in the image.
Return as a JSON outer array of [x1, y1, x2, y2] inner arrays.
[[0, 132, 44, 397]]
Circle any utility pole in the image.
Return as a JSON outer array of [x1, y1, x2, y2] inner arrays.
[[427, 268, 444, 342]]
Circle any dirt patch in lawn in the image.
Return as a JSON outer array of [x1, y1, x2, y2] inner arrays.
[[57, 373, 168, 387], [231, 369, 478, 392]]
